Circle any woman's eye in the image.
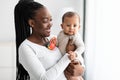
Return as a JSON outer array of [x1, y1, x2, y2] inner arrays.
[[43, 19, 48, 23], [43, 18, 52, 23]]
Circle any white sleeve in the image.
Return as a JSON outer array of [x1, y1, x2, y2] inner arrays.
[[19, 44, 71, 80]]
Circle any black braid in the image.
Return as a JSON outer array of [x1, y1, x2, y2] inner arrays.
[[14, 0, 44, 80]]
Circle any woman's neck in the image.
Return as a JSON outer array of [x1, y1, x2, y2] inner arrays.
[[27, 34, 49, 46]]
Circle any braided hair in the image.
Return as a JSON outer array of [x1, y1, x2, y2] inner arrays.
[[14, 0, 44, 79]]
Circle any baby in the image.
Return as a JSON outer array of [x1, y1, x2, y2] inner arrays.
[[46, 11, 85, 80], [57, 11, 85, 80]]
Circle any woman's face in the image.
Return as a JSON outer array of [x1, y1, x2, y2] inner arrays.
[[31, 7, 52, 37]]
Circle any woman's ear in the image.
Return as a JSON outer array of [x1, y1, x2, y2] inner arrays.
[[28, 19, 34, 28]]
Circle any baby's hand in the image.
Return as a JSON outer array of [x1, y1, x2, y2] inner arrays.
[[48, 37, 57, 50], [68, 51, 76, 61], [66, 39, 76, 53], [50, 37, 57, 45]]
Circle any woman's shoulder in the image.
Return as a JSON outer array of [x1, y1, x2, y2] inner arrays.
[[19, 39, 48, 55], [19, 39, 28, 47], [19, 39, 39, 50], [19, 39, 31, 47], [19, 39, 32, 51]]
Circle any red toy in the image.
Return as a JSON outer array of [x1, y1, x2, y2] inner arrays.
[[47, 37, 57, 50]]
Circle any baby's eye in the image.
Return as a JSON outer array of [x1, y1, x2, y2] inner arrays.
[[74, 25, 77, 27], [50, 18, 52, 21]]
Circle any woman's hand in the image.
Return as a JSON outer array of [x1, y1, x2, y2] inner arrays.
[[65, 61, 84, 76]]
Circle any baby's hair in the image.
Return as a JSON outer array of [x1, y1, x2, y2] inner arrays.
[[62, 11, 80, 22]]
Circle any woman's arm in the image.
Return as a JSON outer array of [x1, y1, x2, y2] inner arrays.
[[19, 44, 71, 80], [65, 61, 85, 76]]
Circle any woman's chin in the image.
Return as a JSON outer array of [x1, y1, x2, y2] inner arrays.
[[46, 33, 50, 37]]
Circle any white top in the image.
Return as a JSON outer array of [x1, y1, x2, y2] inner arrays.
[[57, 31, 85, 66], [19, 38, 71, 80]]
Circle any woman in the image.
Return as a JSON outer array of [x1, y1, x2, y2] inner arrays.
[[14, 0, 84, 80]]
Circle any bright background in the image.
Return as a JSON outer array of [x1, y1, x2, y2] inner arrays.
[[85, 0, 120, 80], [0, 0, 120, 80]]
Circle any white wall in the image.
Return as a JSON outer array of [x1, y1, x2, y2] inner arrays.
[[85, 0, 120, 80], [0, 0, 17, 80]]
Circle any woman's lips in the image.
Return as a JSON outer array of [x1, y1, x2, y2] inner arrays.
[[46, 30, 51, 33]]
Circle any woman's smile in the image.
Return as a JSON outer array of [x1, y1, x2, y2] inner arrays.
[[46, 29, 51, 33]]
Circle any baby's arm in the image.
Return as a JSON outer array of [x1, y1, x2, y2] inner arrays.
[[68, 51, 77, 61], [74, 35, 85, 55], [65, 38, 85, 79], [66, 35, 85, 66], [73, 35, 85, 66]]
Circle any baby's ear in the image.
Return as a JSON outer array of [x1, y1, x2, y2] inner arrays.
[[78, 25, 80, 29], [61, 24, 63, 29]]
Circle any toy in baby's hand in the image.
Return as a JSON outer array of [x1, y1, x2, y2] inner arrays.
[[46, 37, 57, 50]]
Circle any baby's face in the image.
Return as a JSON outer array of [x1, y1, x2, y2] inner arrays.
[[61, 15, 80, 36]]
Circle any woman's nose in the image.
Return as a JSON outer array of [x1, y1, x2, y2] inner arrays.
[[48, 22, 53, 28]]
